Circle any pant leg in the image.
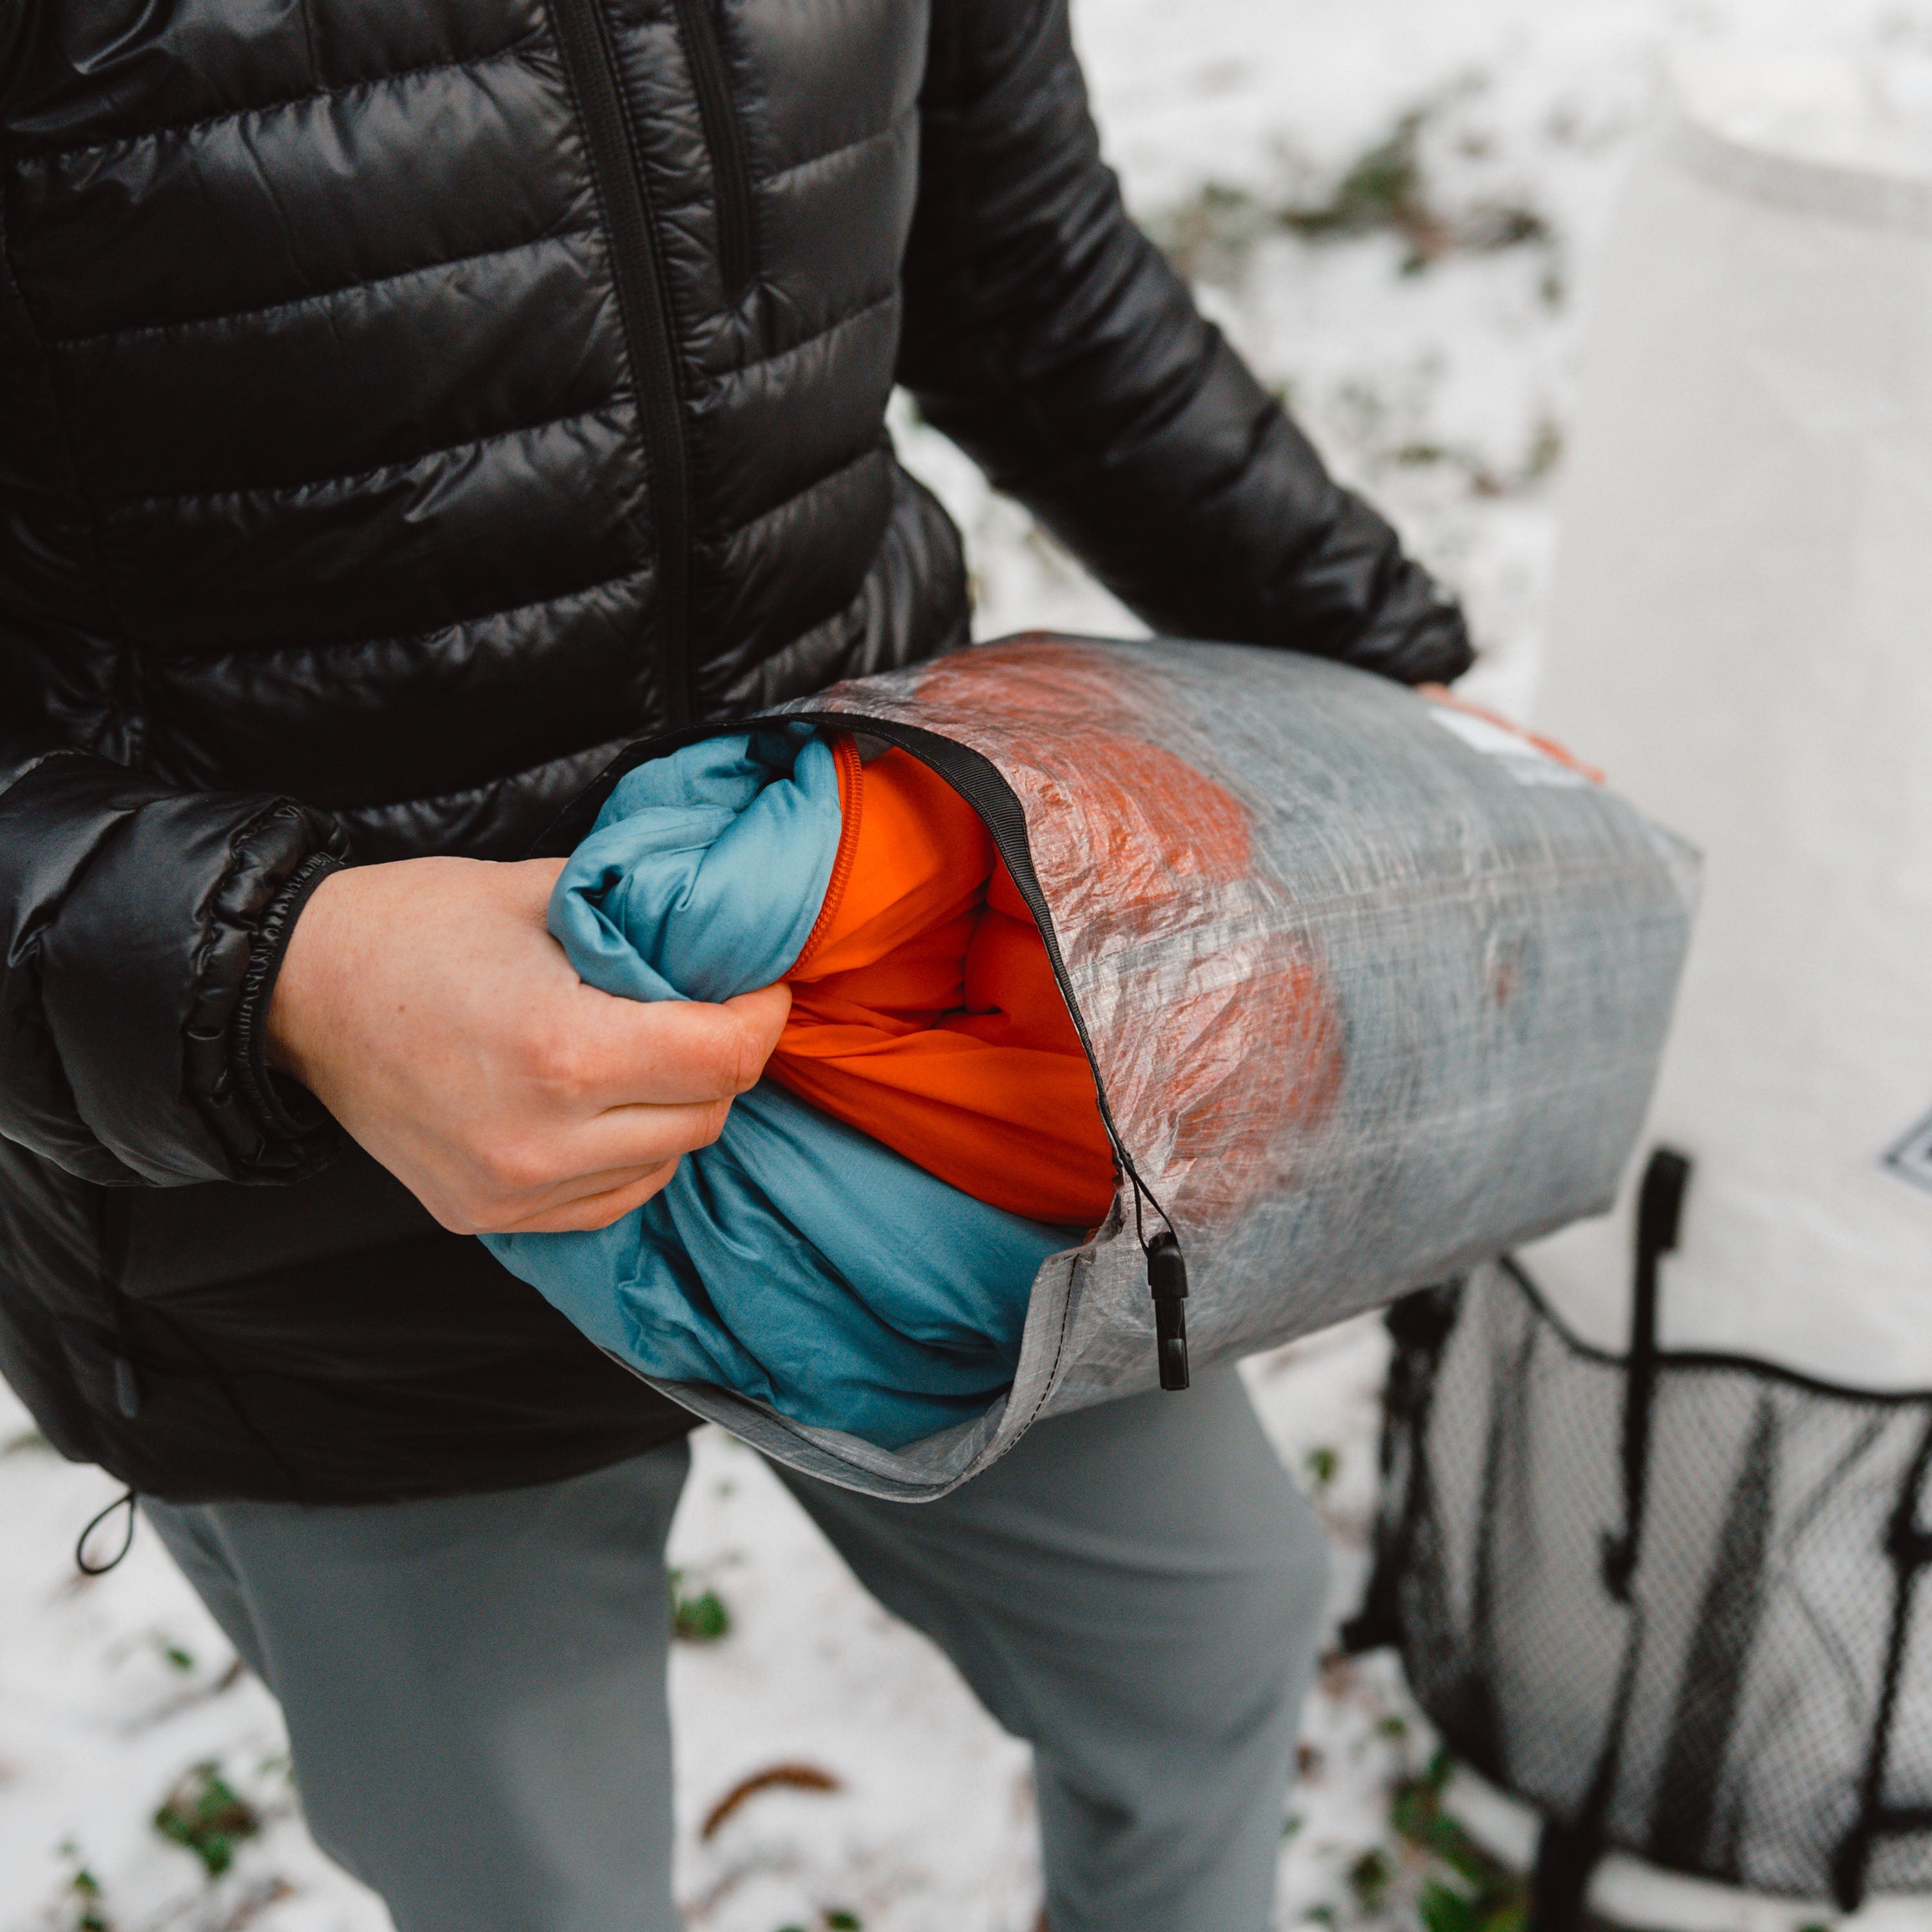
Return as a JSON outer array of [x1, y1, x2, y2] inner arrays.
[[142, 1441, 692, 1932], [773, 1368, 1330, 1932]]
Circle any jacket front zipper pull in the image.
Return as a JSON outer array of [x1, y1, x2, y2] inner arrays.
[[1147, 1231, 1190, 1391]]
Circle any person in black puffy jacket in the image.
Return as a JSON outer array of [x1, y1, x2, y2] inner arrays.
[[0, 3, 1469, 1924]]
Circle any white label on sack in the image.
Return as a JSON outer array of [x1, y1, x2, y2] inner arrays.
[[1427, 706, 1591, 787], [1881, 1108, 1932, 1200]]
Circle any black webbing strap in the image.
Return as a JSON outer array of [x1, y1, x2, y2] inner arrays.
[[1531, 1814, 1604, 1932], [1645, 1396, 1777, 1871], [1602, 1148, 1692, 1600], [1340, 1284, 1462, 1655], [1533, 1147, 1693, 1932], [1833, 1408, 1932, 1911]]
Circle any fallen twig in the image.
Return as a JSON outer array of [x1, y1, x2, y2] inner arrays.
[[699, 1762, 842, 1840]]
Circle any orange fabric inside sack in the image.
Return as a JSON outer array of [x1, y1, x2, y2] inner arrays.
[[770, 737, 1117, 1228]]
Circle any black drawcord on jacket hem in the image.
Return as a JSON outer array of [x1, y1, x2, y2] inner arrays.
[[75, 1488, 138, 1576]]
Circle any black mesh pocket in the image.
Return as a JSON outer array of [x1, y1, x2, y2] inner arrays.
[[1348, 1151, 1932, 1924]]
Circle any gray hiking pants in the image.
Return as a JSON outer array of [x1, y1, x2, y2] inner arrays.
[[143, 1368, 1328, 1932]]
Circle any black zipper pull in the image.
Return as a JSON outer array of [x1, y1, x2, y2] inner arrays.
[[1147, 1231, 1190, 1390]]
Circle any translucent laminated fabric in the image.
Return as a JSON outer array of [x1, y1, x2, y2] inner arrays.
[[539, 634, 1699, 1500], [1353, 1260, 1932, 1911], [1526, 52, 1932, 1378]]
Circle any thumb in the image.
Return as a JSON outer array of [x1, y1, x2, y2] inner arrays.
[[721, 982, 792, 1087]]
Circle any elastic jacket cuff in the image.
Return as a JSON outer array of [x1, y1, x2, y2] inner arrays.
[[230, 852, 345, 1144]]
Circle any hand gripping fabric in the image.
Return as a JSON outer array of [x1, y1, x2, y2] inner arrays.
[[518, 635, 1699, 1501], [486, 729, 1103, 1450]]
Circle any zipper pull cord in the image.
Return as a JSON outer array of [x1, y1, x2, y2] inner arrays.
[[1147, 1231, 1190, 1390], [1129, 1173, 1190, 1392]]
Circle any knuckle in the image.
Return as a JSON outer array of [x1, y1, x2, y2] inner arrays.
[[438, 1179, 508, 1233], [579, 1193, 639, 1233], [477, 1141, 552, 1202], [723, 1018, 769, 1095], [520, 1019, 593, 1094]]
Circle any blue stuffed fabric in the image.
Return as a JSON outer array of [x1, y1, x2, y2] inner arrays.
[[484, 728, 1075, 1449]]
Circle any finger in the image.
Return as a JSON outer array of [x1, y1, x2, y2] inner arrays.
[[427, 1157, 672, 1236], [479, 855, 571, 929], [574, 981, 791, 1107], [1527, 737, 1602, 782], [491, 1159, 683, 1235], [1416, 684, 1604, 782], [498, 1099, 735, 1208], [448, 1099, 731, 1226]]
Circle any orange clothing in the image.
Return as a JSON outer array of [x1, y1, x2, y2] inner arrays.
[[770, 737, 1117, 1227]]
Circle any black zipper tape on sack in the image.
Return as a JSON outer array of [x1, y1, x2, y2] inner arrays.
[[673, 0, 757, 302], [547, 0, 695, 728], [535, 708, 1193, 1390]]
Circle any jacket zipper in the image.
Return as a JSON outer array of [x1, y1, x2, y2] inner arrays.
[[547, 0, 694, 729], [534, 710, 1195, 1390], [672, 0, 757, 303]]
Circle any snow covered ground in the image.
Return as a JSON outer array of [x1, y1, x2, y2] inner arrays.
[[4, 0, 1927, 1926]]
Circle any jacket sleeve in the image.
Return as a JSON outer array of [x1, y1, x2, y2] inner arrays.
[[899, 0, 1472, 685], [0, 124, 347, 1192], [0, 701, 349, 1188]]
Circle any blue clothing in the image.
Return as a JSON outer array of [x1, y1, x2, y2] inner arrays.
[[484, 729, 1074, 1449]]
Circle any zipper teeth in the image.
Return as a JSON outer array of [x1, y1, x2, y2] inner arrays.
[[790, 733, 863, 974], [673, 0, 757, 302], [790, 714, 1171, 1242], [547, 0, 694, 730]]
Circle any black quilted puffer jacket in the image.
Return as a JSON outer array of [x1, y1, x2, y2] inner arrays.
[[0, 0, 1470, 1504]]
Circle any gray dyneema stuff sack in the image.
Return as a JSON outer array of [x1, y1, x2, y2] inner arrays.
[[539, 635, 1698, 1499]]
